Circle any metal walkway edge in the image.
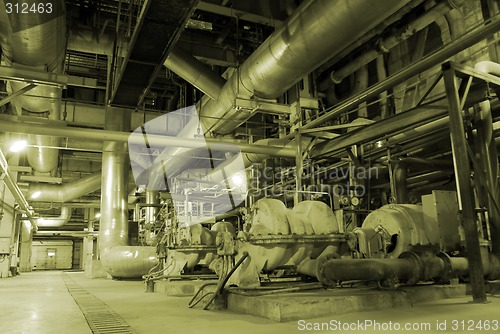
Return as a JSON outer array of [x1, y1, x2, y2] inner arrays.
[[63, 274, 137, 334]]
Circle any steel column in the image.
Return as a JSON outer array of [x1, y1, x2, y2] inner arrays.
[[443, 66, 487, 303]]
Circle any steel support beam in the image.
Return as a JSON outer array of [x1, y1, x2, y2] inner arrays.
[[0, 65, 99, 89], [443, 65, 487, 303], [197, 2, 282, 28], [303, 14, 500, 132], [0, 84, 36, 107]]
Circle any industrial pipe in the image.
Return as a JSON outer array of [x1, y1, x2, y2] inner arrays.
[[473, 61, 500, 255], [199, 0, 410, 135], [164, 46, 226, 100], [99, 107, 157, 278], [0, 1, 66, 173], [146, 0, 410, 190], [393, 158, 454, 203], [304, 13, 500, 134], [322, 0, 460, 88], [27, 172, 101, 202], [67, 27, 225, 102], [0, 119, 295, 158], [36, 207, 72, 227]]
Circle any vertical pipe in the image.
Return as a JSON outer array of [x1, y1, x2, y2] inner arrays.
[[99, 107, 158, 278], [100, 107, 130, 253]]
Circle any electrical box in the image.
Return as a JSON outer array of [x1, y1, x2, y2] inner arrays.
[[0, 238, 11, 254], [422, 190, 460, 252]]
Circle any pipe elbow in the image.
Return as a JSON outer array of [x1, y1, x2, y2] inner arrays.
[[474, 61, 500, 77], [100, 246, 158, 278]]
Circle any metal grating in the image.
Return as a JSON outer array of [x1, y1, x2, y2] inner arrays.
[[63, 274, 137, 334]]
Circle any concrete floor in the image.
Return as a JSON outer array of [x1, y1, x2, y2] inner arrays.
[[0, 271, 499, 334]]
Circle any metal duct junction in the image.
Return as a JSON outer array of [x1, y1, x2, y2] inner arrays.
[[36, 207, 72, 227], [147, 0, 410, 190], [99, 108, 157, 278], [198, 0, 411, 135], [27, 172, 101, 202], [0, 1, 66, 173]]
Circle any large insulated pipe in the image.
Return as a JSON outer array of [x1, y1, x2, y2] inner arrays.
[[198, 0, 411, 135], [147, 0, 410, 189], [164, 46, 226, 100], [66, 27, 224, 103], [36, 207, 72, 227], [393, 158, 454, 203], [27, 172, 101, 202], [203, 138, 299, 184], [99, 107, 157, 278], [473, 61, 500, 255], [322, 0, 461, 88], [0, 1, 66, 173]]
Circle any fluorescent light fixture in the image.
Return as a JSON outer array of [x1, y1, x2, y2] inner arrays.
[[31, 191, 42, 199], [37, 218, 45, 223], [9, 140, 27, 152], [95, 213, 101, 219]]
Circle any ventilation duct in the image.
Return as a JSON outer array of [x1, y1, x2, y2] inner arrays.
[[27, 172, 101, 202], [36, 207, 72, 227], [0, 1, 66, 174]]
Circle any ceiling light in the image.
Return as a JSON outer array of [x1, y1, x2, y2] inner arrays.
[[9, 140, 27, 152], [95, 213, 101, 219], [30, 191, 41, 199]]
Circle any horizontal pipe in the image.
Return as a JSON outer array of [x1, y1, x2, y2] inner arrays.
[[320, 258, 415, 282], [326, 0, 459, 87], [36, 207, 72, 227], [27, 172, 101, 202], [303, 13, 500, 132], [393, 158, 454, 203], [0, 119, 296, 158]]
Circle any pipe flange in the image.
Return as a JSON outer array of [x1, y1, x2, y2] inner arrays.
[[398, 251, 422, 285], [436, 252, 454, 282], [316, 253, 341, 288]]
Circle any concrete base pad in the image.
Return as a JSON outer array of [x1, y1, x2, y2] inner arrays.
[[154, 279, 218, 296], [227, 284, 466, 322]]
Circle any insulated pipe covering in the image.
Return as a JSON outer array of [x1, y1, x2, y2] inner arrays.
[[0, 1, 66, 173], [27, 172, 101, 202], [36, 207, 72, 227], [99, 108, 157, 278]]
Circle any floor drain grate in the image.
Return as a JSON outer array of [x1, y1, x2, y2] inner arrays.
[[63, 274, 137, 334]]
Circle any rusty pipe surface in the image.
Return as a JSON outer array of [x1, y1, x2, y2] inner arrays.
[[393, 158, 454, 203], [36, 207, 72, 227], [27, 172, 101, 202]]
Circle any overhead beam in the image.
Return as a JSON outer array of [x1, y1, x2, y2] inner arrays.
[[197, 2, 282, 28], [0, 65, 100, 89]]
